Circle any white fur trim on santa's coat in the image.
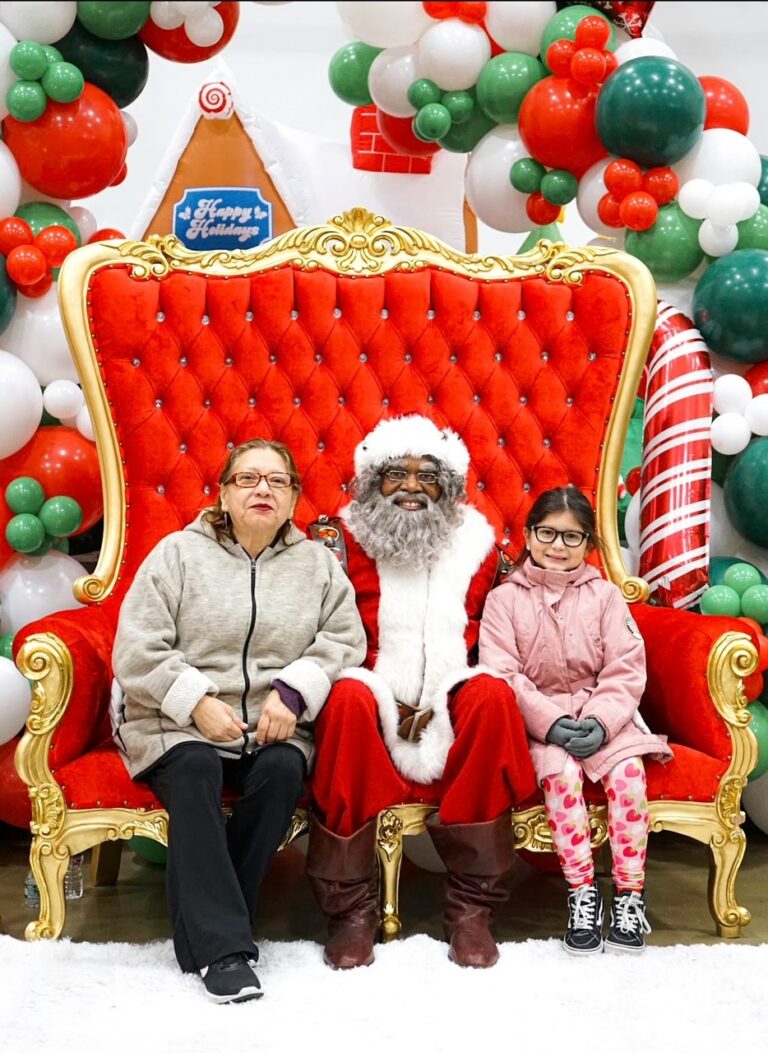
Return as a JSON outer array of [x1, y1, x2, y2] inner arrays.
[[354, 415, 469, 477], [340, 504, 498, 783]]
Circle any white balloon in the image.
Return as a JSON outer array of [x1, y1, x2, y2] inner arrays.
[[615, 37, 676, 64], [0, 551, 84, 636], [464, 125, 531, 234], [0, 657, 32, 747], [1, 284, 77, 386], [708, 183, 759, 227], [576, 157, 616, 236], [678, 178, 713, 220], [484, 0, 555, 56], [0, 1, 77, 43], [417, 19, 491, 91], [173, 0, 204, 15], [0, 24, 17, 122], [150, 1, 185, 30], [67, 206, 97, 244], [0, 141, 21, 217], [0, 350, 43, 459], [698, 219, 739, 257], [745, 395, 768, 437], [43, 379, 84, 420], [713, 373, 752, 414], [675, 129, 762, 189], [19, 182, 69, 208], [642, 21, 667, 43], [336, 1, 431, 48], [624, 491, 641, 555], [121, 111, 138, 147], [76, 404, 94, 442], [368, 45, 420, 118], [711, 412, 751, 456], [620, 546, 639, 577], [742, 770, 768, 835], [709, 483, 743, 558], [184, 7, 223, 46]]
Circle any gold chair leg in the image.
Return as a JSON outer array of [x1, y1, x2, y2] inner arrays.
[[708, 826, 751, 937], [25, 838, 69, 942], [91, 839, 123, 886], [376, 810, 404, 942]]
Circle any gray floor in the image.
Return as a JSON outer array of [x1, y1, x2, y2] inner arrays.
[[1, 821, 767, 948]]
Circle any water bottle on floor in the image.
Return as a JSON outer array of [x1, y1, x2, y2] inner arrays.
[[24, 870, 40, 910], [64, 853, 84, 900]]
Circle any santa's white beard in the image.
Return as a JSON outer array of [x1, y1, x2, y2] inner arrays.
[[346, 489, 460, 570]]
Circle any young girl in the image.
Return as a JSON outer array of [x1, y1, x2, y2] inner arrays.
[[479, 486, 672, 955]]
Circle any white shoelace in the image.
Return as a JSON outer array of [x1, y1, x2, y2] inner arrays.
[[570, 884, 599, 930], [613, 891, 651, 935]]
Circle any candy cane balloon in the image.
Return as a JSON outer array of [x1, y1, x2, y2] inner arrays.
[[639, 302, 713, 608]]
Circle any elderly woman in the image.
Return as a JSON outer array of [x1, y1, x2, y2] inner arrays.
[[112, 438, 366, 1003]]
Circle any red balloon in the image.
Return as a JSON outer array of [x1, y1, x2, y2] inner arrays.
[[745, 361, 768, 398], [619, 190, 658, 231], [574, 15, 611, 50], [604, 157, 643, 199], [625, 465, 642, 495], [0, 217, 33, 256], [110, 163, 128, 187], [19, 272, 53, 299], [0, 427, 102, 533], [699, 75, 749, 135], [6, 244, 47, 286], [140, 1, 239, 63], [87, 228, 127, 243], [597, 192, 623, 228], [643, 166, 678, 205], [2, 84, 127, 199], [376, 109, 441, 157], [424, 1, 486, 22], [570, 47, 607, 87], [518, 76, 606, 178], [34, 225, 78, 268], [546, 39, 576, 77], [526, 192, 561, 226]]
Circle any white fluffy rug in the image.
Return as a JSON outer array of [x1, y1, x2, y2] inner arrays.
[[3, 934, 767, 1053]]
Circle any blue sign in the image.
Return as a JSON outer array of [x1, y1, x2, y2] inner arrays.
[[172, 187, 273, 250]]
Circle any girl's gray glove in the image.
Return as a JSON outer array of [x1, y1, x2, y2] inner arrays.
[[564, 718, 606, 758]]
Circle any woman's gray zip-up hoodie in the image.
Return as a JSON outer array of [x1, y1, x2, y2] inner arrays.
[[112, 513, 367, 778]]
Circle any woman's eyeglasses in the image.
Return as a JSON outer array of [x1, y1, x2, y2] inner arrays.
[[225, 472, 294, 489], [532, 526, 590, 547], [381, 468, 439, 485]]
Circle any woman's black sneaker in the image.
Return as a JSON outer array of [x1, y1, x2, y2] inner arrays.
[[605, 888, 650, 953], [200, 952, 263, 1003], [563, 879, 604, 955]]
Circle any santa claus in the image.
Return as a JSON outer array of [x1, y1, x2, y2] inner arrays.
[[307, 415, 536, 970]]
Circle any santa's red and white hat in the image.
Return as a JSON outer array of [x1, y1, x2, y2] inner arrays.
[[354, 415, 469, 478]]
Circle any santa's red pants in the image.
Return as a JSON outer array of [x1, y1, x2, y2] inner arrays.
[[309, 674, 537, 837]]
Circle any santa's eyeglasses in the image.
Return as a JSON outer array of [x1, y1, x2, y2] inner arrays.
[[381, 468, 440, 485]]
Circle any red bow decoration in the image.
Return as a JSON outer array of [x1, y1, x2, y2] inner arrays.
[[557, 1, 655, 38], [423, 2, 487, 25]]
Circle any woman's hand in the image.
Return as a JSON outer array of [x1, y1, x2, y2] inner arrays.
[[256, 689, 297, 744], [191, 694, 248, 742]]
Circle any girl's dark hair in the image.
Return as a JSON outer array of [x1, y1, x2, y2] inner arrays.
[[202, 438, 302, 543], [513, 485, 602, 568]]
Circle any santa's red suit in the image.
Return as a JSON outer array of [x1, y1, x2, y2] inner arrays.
[[310, 507, 537, 837]]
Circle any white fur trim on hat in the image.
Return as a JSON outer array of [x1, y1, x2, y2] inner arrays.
[[354, 415, 470, 478]]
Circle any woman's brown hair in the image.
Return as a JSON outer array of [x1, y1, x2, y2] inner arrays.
[[512, 485, 603, 568], [202, 438, 302, 542]]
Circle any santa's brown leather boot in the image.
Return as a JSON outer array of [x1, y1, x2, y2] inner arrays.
[[427, 813, 514, 968], [306, 818, 380, 969]]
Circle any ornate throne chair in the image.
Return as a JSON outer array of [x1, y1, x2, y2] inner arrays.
[[14, 209, 757, 943]]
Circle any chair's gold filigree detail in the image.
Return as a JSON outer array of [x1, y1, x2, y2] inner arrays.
[[377, 808, 404, 863], [279, 808, 310, 850], [717, 776, 747, 828], [29, 783, 65, 839], [621, 576, 651, 604], [512, 805, 608, 852]]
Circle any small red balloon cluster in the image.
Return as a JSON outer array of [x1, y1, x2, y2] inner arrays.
[[0, 217, 77, 299], [598, 159, 679, 232], [545, 16, 617, 87], [422, 1, 487, 23]]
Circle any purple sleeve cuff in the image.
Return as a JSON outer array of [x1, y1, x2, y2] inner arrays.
[[272, 679, 306, 718]]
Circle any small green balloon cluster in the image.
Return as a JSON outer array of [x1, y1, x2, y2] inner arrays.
[[700, 562, 768, 624], [407, 79, 477, 142], [0, 632, 14, 661], [4, 476, 82, 557], [6, 40, 85, 122], [510, 158, 578, 206]]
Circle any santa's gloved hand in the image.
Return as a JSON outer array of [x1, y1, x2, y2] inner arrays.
[[564, 718, 606, 758], [546, 717, 585, 747]]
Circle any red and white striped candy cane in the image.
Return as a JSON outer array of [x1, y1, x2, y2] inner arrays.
[[639, 302, 713, 608]]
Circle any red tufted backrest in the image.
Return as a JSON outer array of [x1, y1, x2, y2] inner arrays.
[[59, 210, 656, 608]]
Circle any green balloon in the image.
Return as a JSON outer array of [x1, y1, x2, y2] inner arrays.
[[129, 836, 167, 866], [328, 41, 380, 107], [596, 58, 705, 167], [710, 556, 768, 587], [740, 585, 768, 625], [625, 204, 703, 282], [540, 6, 615, 71], [6, 477, 45, 515], [0, 634, 14, 661], [9, 40, 49, 81], [42, 46, 62, 64], [722, 563, 763, 597], [6, 80, 47, 122], [441, 90, 474, 125], [700, 585, 742, 617], [541, 169, 578, 206], [476, 52, 545, 124], [758, 156, 768, 208], [747, 700, 768, 781], [51, 537, 70, 554], [39, 496, 83, 537], [28, 535, 54, 558], [693, 250, 768, 363], [76, 1, 151, 40], [5, 513, 46, 554], [54, 20, 148, 109], [414, 103, 451, 142], [517, 223, 563, 254], [438, 103, 495, 154], [737, 206, 768, 251], [711, 448, 734, 488], [14, 202, 81, 243], [407, 78, 441, 109], [724, 437, 768, 547], [0, 257, 17, 337], [510, 157, 545, 193], [42, 61, 84, 103]]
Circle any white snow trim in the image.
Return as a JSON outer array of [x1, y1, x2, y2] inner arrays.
[[278, 658, 331, 720], [354, 415, 470, 477], [160, 667, 217, 727]]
